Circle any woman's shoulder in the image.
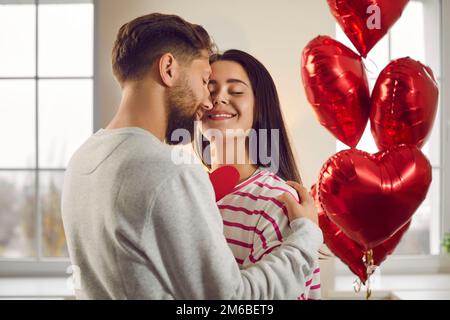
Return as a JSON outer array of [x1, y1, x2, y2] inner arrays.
[[245, 169, 299, 202]]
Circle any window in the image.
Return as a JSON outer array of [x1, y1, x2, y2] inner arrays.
[[0, 0, 93, 265], [335, 0, 443, 255]]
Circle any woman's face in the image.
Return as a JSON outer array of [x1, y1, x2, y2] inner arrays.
[[201, 60, 255, 136]]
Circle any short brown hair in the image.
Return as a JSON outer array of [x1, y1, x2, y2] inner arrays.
[[112, 13, 214, 83]]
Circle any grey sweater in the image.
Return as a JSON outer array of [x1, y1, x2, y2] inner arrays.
[[61, 127, 323, 299]]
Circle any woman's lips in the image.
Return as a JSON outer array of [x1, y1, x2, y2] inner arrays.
[[207, 113, 237, 121]]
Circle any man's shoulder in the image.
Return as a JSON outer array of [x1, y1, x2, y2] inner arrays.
[[67, 128, 206, 189], [120, 139, 205, 183], [116, 139, 209, 200], [121, 132, 201, 167]]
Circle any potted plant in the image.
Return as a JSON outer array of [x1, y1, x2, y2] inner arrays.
[[443, 232, 450, 254]]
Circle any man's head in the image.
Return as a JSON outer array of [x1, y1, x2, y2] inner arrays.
[[112, 13, 215, 144]]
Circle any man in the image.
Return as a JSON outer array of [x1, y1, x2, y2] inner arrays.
[[61, 13, 322, 299]]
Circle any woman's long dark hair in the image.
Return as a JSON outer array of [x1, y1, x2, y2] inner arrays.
[[196, 49, 302, 184]]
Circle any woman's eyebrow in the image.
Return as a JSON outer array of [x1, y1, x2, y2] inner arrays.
[[227, 79, 248, 86], [208, 79, 248, 86]]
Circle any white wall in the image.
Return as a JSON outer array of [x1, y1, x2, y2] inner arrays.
[[94, 0, 336, 188]]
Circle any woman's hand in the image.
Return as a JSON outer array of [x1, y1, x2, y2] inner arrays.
[[276, 181, 319, 226]]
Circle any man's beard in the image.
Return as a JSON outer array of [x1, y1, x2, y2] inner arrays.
[[166, 75, 201, 145]]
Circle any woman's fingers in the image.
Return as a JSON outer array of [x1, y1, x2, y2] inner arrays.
[[277, 186, 318, 224], [276, 192, 298, 206], [286, 180, 313, 205], [276, 192, 303, 221], [285, 180, 302, 190]]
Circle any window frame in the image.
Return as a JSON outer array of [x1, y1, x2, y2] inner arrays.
[[0, 0, 95, 277], [335, 0, 450, 277], [441, 0, 450, 256]]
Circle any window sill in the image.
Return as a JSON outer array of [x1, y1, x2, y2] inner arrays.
[[1, 274, 450, 300], [0, 277, 74, 300], [327, 273, 450, 300]]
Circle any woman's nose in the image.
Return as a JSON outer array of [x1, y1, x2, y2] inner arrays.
[[213, 96, 229, 106]]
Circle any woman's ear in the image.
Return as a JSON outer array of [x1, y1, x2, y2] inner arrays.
[[159, 53, 178, 87]]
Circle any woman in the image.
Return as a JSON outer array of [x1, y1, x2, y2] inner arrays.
[[195, 49, 321, 300]]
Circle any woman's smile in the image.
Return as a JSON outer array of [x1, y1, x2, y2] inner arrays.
[[206, 110, 238, 121]]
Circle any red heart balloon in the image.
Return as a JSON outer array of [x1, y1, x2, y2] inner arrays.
[[327, 0, 409, 58], [311, 185, 411, 283], [209, 166, 240, 202], [372, 220, 410, 266], [319, 211, 369, 283], [312, 185, 369, 282], [371, 57, 439, 150], [318, 145, 431, 250], [301, 36, 370, 148]]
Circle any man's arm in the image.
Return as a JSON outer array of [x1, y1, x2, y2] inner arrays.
[[143, 166, 323, 299]]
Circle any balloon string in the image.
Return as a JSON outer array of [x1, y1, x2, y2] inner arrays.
[[366, 276, 372, 300], [353, 278, 362, 293], [363, 249, 375, 300], [362, 57, 379, 77]]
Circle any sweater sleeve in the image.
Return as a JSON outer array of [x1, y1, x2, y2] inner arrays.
[[143, 165, 323, 300], [242, 192, 320, 300]]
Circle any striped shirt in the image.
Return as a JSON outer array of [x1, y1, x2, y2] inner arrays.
[[217, 168, 321, 300]]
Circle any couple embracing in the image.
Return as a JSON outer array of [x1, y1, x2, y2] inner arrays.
[[61, 13, 323, 300]]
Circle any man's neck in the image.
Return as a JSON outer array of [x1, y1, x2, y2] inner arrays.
[[106, 80, 167, 142]]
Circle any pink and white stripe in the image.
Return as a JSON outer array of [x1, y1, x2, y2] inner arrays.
[[217, 168, 321, 300]]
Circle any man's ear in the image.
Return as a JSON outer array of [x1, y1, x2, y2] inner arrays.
[[159, 53, 178, 87]]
